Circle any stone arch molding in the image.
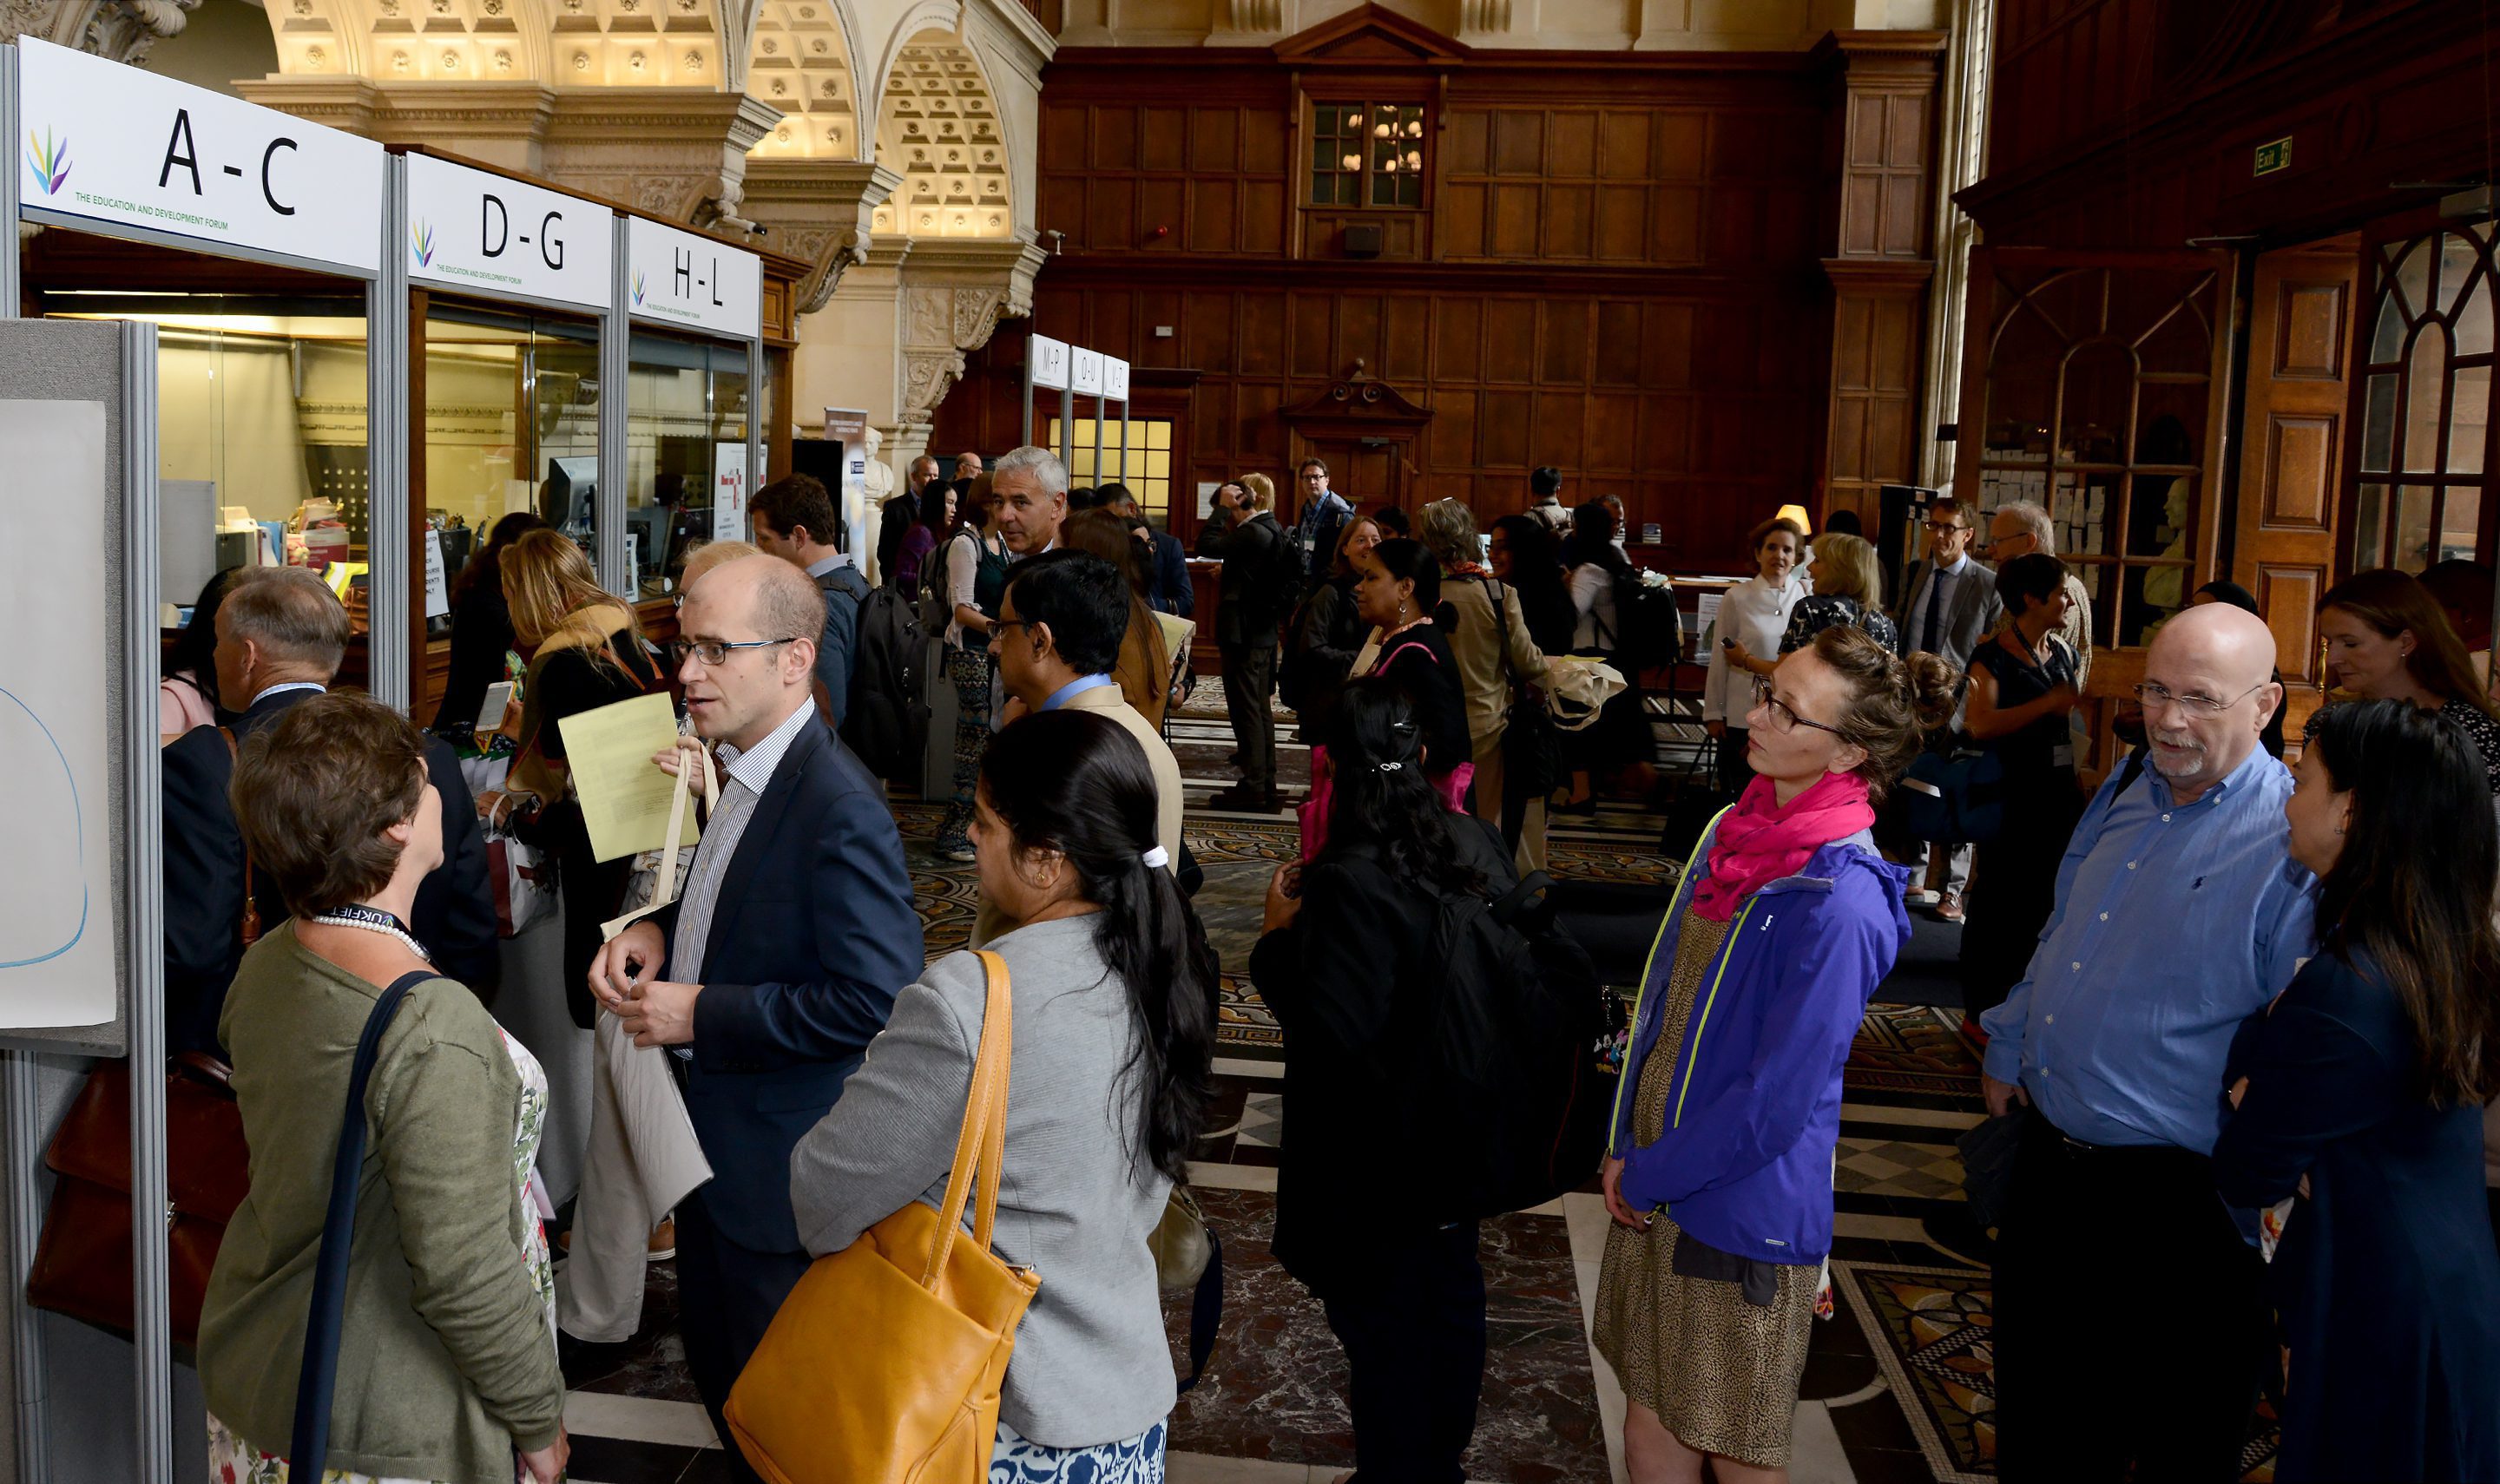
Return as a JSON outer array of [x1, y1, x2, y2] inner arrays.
[[870, 26, 1011, 240]]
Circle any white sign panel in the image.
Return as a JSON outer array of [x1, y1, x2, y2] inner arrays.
[[423, 529, 451, 619], [16, 36, 383, 273], [0, 399, 115, 1027], [713, 443, 750, 543], [1102, 357, 1131, 402], [1070, 348, 1103, 396], [1030, 335, 1070, 391], [626, 216, 761, 338], [405, 153, 611, 310]]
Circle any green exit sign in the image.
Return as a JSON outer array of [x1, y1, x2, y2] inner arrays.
[[2253, 137, 2293, 177]]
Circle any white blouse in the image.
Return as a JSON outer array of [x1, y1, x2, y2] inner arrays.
[[1701, 573, 1808, 724]]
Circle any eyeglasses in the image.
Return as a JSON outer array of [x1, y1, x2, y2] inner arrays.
[[1751, 674, 1850, 739], [671, 636, 798, 666], [2131, 679, 2270, 715], [1924, 522, 1969, 536]]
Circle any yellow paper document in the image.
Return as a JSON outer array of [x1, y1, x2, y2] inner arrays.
[[559, 691, 701, 863]]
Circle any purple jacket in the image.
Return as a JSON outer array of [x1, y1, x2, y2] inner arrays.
[[1609, 818, 1911, 1264]]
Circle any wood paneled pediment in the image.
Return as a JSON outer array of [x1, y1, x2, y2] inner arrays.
[[1280, 368, 1434, 432], [1273, 5, 1470, 67]]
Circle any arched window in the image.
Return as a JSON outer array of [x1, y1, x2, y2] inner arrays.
[[2348, 227, 2496, 572]]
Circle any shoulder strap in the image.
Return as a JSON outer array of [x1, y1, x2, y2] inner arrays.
[[1374, 639, 1441, 675], [286, 969, 430, 1484], [219, 728, 262, 948], [925, 949, 1013, 1285]]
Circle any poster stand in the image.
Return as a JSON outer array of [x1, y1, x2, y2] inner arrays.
[[1019, 336, 1130, 492]]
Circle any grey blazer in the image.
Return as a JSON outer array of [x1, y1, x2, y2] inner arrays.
[[1898, 557, 2003, 669], [788, 916, 1174, 1449]]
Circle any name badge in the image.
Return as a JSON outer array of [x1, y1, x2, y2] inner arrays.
[[2051, 744, 2076, 769]]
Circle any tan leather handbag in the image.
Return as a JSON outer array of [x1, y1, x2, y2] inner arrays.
[[724, 949, 1039, 1483]]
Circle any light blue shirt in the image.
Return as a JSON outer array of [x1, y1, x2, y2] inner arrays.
[[1978, 745, 2314, 1153], [1043, 673, 1117, 712]]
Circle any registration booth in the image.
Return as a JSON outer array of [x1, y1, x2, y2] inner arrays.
[[0, 36, 797, 1481]]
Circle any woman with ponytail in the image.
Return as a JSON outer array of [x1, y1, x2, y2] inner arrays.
[[1592, 625, 1951, 1481], [1251, 676, 1523, 1481], [791, 707, 1217, 1480]]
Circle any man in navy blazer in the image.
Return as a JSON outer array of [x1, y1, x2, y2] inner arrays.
[[590, 553, 920, 1476], [162, 568, 497, 1058]]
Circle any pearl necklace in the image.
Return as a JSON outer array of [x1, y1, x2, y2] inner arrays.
[[308, 904, 431, 962]]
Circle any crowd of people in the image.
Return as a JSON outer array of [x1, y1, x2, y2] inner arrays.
[[146, 451, 2500, 1484]]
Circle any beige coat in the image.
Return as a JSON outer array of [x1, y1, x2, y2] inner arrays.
[[1440, 575, 1549, 744]]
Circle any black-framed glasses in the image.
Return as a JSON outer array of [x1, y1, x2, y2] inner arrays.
[[2131, 679, 2270, 716], [1751, 674, 1850, 739], [1924, 521, 1969, 536], [671, 636, 799, 666]]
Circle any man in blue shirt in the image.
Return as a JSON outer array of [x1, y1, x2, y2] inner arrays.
[[1979, 601, 2312, 1482]]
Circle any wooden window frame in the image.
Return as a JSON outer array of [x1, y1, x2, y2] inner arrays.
[[1305, 99, 1429, 213]]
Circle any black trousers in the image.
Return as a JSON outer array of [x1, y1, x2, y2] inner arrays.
[[535, 799, 634, 1029], [1716, 725, 1755, 799], [1994, 1115, 2269, 1483], [1316, 1221, 1486, 1483], [1221, 639, 1278, 793], [1960, 780, 2082, 1022], [674, 1198, 812, 1484]]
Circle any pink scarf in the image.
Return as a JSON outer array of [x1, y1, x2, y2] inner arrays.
[[1689, 772, 1874, 923]]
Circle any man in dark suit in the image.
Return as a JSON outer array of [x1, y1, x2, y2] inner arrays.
[[161, 567, 499, 1058], [1893, 496, 2002, 921], [589, 553, 920, 1478], [874, 453, 943, 586], [1102, 482, 1194, 619]]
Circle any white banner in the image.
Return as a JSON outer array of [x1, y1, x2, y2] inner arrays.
[[1070, 347, 1102, 396], [1030, 334, 1070, 391], [627, 215, 761, 338], [405, 153, 611, 310], [713, 442, 750, 543], [16, 36, 382, 273], [423, 529, 451, 619], [1102, 357, 1130, 402]]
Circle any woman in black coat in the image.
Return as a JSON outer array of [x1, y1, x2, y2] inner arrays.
[[1252, 678, 1512, 1482], [1351, 538, 1472, 799], [2214, 699, 2500, 1483], [431, 511, 546, 739]]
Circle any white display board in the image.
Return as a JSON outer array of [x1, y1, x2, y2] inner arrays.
[[405, 152, 612, 311], [423, 529, 451, 619], [1070, 347, 1102, 396], [1030, 334, 1070, 391], [1102, 357, 1131, 402], [16, 36, 384, 273], [713, 442, 750, 542], [0, 399, 115, 1027], [625, 215, 761, 338]]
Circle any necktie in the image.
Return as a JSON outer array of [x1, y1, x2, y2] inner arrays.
[[1921, 566, 1946, 656]]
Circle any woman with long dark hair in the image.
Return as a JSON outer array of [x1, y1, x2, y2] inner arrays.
[[431, 510, 547, 739], [1284, 512, 1386, 744], [161, 565, 240, 742], [1251, 678, 1521, 1481], [793, 707, 1217, 1477], [1063, 507, 1175, 728], [2214, 699, 2500, 1482], [2310, 567, 2500, 795], [1489, 514, 1576, 655], [1348, 537, 1472, 803], [1559, 500, 1655, 812]]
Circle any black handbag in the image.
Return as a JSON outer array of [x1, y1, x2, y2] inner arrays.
[[288, 970, 428, 1484], [1490, 580, 1562, 799]]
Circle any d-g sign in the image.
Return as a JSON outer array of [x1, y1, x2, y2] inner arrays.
[[16, 36, 383, 273], [405, 154, 612, 311], [626, 216, 762, 339]]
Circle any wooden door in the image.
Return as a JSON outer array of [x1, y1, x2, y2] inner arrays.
[[2234, 240, 2359, 730], [1310, 437, 1405, 514]]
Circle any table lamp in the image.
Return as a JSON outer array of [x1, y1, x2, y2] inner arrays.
[[1775, 502, 1812, 536]]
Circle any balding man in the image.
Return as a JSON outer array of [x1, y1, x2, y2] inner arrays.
[[161, 567, 497, 1056], [1978, 500, 2094, 686], [589, 554, 919, 1479], [1979, 602, 2312, 1482]]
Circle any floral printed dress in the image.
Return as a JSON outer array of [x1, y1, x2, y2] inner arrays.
[[990, 1416, 1168, 1483], [209, 1031, 556, 1484]]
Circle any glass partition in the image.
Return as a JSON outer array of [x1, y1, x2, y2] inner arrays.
[[420, 302, 601, 580], [42, 291, 371, 626], [627, 330, 751, 592]]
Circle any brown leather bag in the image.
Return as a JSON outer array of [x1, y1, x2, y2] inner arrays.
[[24, 728, 257, 1347]]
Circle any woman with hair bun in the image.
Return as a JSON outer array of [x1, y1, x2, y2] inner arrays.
[[1593, 624, 1952, 1482], [792, 706, 1218, 1476]]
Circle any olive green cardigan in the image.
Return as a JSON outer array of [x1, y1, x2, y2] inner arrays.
[[199, 925, 563, 1481]]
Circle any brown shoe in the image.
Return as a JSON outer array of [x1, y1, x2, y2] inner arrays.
[[648, 1218, 676, 1262], [1937, 890, 1965, 923]]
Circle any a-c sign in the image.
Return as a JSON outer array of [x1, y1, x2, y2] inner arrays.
[[16, 36, 383, 273], [405, 153, 611, 310]]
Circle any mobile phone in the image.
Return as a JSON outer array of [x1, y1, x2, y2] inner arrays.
[[1720, 637, 1737, 649], [476, 680, 516, 736]]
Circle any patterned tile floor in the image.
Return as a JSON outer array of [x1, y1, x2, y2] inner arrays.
[[556, 686, 2280, 1483]]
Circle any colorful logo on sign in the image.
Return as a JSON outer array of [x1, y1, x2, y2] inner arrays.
[[24, 128, 69, 196], [411, 220, 436, 267], [632, 270, 646, 307]]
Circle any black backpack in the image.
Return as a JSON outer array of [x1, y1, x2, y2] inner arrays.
[[1418, 870, 1618, 1222], [1598, 567, 1682, 672], [837, 577, 928, 779]]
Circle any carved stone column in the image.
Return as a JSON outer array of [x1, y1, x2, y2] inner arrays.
[[741, 157, 902, 316], [3, 0, 202, 66], [895, 236, 1044, 425]]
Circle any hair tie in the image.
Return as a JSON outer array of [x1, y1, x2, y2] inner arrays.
[[1373, 760, 1405, 773], [1141, 844, 1169, 870]]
